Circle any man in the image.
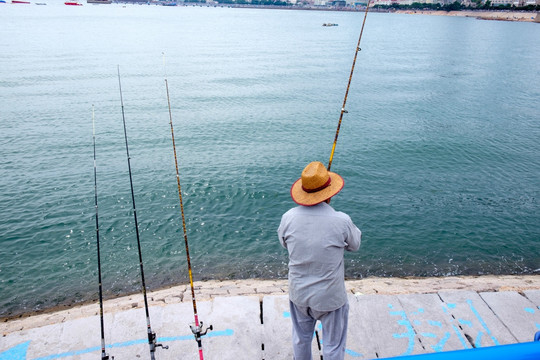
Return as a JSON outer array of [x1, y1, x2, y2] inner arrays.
[[278, 161, 361, 360]]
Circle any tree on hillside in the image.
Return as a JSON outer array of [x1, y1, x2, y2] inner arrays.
[[443, 1, 462, 11]]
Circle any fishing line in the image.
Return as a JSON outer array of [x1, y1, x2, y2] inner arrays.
[[163, 53, 212, 360], [328, 1, 371, 171], [117, 66, 168, 359], [92, 105, 111, 360]]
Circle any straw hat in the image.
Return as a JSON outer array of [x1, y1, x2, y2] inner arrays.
[[290, 161, 344, 206]]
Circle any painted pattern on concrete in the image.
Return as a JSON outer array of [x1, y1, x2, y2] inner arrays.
[[1, 330, 234, 360], [2, 289, 540, 360]]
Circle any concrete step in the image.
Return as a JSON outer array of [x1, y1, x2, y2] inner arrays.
[[2, 278, 540, 359]]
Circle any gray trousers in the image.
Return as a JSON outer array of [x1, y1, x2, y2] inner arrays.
[[289, 300, 350, 360]]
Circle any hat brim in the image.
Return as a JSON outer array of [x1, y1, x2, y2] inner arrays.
[[290, 172, 344, 206]]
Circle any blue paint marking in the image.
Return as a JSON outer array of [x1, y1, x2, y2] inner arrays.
[[33, 346, 103, 360], [431, 332, 450, 352], [314, 323, 323, 343], [321, 332, 362, 357], [283, 311, 291, 318], [475, 331, 484, 348], [421, 333, 437, 338], [0, 341, 30, 360], [428, 320, 442, 328], [208, 329, 234, 338], [390, 308, 416, 356], [411, 308, 425, 316], [345, 348, 364, 357], [159, 329, 234, 342], [1, 329, 235, 360], [153, 335, 192, 342], [467, 299, 500, 346], [413, 320, 422, 326], [106, 338, 146, 349], [439, 303, 470, 349], [524, 307, 535, 314], [451, 324, 471, 349]]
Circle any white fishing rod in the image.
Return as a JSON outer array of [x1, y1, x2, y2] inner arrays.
[[92, 105, 111, 360]]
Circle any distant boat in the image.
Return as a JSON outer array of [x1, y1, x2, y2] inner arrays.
[[64, 1, 82, 4], [161, 1, 177, 5], [322, 23, 339, 27], [12, 0, 31, 3], [87, 0, 111, 3]]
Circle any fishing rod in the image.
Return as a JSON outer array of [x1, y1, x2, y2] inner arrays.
[[163, 54, 212, 360], [328, 0, 371, 172], [117, 66, 168, 360], [92, 105, 111, 360]]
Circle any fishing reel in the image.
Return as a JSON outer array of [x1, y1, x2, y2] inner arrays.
[[190, 321, 213, 339], [148, 330, 169, 352]]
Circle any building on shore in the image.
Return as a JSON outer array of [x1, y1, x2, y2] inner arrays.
[[369, 0, 539, 5], [490, 0, 538, 6], [366, 0, 464, 6], [144, 0, 538, 7]]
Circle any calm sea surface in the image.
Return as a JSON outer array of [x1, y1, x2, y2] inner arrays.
[[0, 3, 539, 317]]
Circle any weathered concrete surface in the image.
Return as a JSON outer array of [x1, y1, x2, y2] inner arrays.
[[1, 276, 540, 359]]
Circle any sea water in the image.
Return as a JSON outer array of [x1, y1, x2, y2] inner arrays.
[[0, 3, 539, 317]]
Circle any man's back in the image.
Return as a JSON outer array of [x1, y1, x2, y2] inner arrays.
[[278, 202, 361, 312]]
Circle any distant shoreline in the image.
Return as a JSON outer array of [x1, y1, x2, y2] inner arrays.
[[166, 3, 539, 22], [122, 2, 539, 23], [394, 9, 539, 22]]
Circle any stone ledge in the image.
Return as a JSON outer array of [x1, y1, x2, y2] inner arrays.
[[2, 275, 539, 336]]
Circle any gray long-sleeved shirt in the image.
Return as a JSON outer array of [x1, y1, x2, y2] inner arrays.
[[278, 202, 361, 312]]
